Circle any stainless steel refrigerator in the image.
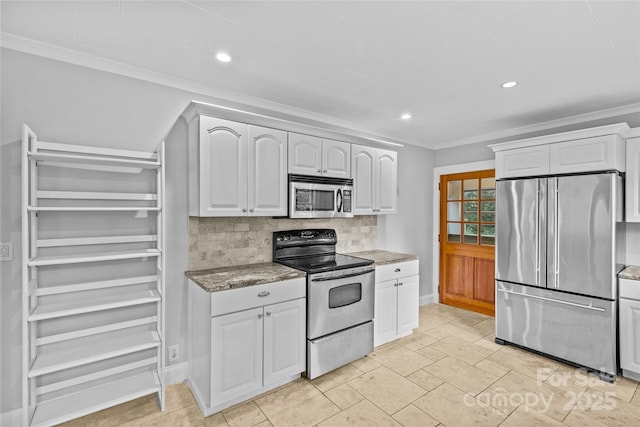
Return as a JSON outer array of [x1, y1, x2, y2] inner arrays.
[[495, 171, 625, 381]]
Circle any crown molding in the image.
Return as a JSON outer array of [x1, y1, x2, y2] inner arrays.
[[0, 33, 405, 149], [431, 103, 640, 150]]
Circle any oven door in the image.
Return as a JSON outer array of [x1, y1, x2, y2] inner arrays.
[[289, 182, 353, 218], [307, 269, 375, 339]]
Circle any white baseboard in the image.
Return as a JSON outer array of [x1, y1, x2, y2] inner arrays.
[[165, 361, 188, 385], [0, 408, 21, 427], [420, 293, 438, 306]]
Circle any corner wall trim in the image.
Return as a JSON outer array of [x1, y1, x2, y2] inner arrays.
[[420, 293, 438, 306], [165, 362, 188, 385]]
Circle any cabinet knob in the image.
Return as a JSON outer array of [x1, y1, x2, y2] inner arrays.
[[258, 313, 263, 319], [323, 169, 327, 173], [266, 311, 272, 316], [317, 169, 322, 173], [394, 283, 398, 287], [395, 268, 401, 272], [399, 282, 403, 286], [242, 208, 248, 212], [258, 291, 270, 297], [250, 208, 255, 213]]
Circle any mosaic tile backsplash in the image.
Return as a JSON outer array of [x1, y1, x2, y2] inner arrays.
[[188, 216, 377, 270]]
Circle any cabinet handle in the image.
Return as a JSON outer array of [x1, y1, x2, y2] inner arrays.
[[250, 208, 255, 213], [242, 208, 247, 212], [323, 169, 327, 173], [258, 291, 270, 297], [395, 268, 401, 272], [258, 313, 263, 319], [394, 283, 398, 287], [317, 169, 322, 173], [266, 311, 272, 316], [399, 282, 403, 286]]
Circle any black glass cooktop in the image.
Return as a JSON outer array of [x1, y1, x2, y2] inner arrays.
[[277, 253, 373, 274]]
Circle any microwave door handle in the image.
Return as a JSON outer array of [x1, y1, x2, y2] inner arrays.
[[337, 189, 343, 212]]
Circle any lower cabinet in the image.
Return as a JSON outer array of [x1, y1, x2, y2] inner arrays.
[[373, 260, 420, 347], [619, 278, 640, 381], [188, 278, 306, 416]]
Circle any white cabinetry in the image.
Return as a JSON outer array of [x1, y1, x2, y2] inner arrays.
[[188, 278, 306, 416], [352, 145, 397, 214], [21, 125, 165, 426], [619, 278, 640, 381], [373, 260, 419, 347], [492, 124, 628, 179], [626, 137, 640, 222], [288, 133, 351, 178], [188, 116, 287, 217]]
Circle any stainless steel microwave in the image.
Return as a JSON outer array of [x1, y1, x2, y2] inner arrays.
[[288, 174, 353, 218]]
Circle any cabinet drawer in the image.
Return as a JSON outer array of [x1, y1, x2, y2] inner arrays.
[[211, 278, 306, 317], [376, 260, 419, 282], [620, 278, 640, 300], [550, 135, 624, 174]]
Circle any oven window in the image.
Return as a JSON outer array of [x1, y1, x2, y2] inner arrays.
[[312, 189, 335, 211], [328, 283, 362, 308]]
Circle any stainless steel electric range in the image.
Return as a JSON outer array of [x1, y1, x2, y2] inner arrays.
[[273, 229, 375, 379]]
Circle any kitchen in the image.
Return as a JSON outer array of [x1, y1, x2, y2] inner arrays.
[[1, 1, 640, 426]]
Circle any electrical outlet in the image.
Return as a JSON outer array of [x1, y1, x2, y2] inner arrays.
[[168, 345, 180, 361], [0, 242, 13, 261]]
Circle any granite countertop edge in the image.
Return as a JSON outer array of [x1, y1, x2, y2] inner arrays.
[[185, 249, 418, 293], [619, 265, 640, 281]]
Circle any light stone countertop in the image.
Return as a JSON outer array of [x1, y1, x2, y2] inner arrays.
[[347, 249, 418, 266], [186, 262, 306, 293], [619, 265, 640, 281]]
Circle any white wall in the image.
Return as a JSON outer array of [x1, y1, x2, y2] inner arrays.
[[377, 144, 436, 301], [0, 48, 436, 415]]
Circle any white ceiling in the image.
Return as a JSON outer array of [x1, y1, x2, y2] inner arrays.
[[1, 0, 639, 149]]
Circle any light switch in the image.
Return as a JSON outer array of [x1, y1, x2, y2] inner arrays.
[[0, 242, 13, 261]]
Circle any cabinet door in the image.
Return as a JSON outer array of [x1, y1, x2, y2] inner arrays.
[[620, 298, 640, 375], [322, 139, 351, 178], [627, 137, 640, 222], [352, 145, 376, 214], [210, 308, 263, 405], [263, 298, 306, 387], [248, 126, 288, 216], [374, 279, 398, 347], [397, 275, 420, 336], [495, 145, 550, 179], [288, 133, 322, 176], [199, 117, 248, 216], [376, 149, 397, 214], [550, 135, 624, 175]]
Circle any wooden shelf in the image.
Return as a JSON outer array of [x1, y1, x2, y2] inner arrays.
[[37, 235, 158, 248], [37, 191, 158, 201], [28, 249, 161, 266], [28, 206, 161, 212], [30, 371, 161, 427], [35, 275, 159, 296], [29, 290, 161, 321], [28, 151, 160, 171], [29, 330, 161, 378]]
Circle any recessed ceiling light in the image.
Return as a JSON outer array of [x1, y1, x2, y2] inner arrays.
[[401, 113, 412, 120], [216, 52, 232, 63], [502, 81, 518, 88]]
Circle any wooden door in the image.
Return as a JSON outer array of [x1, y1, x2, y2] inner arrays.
[[263, 299, 306, 387], [322, 139, 351, 178], [199, 117, 247, 216], [439, 170, 496, 316], [288, 133, 322, 176], [248, 125, 288, 216]]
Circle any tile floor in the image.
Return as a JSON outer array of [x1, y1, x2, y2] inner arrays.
[[59, 303, 640, 426]]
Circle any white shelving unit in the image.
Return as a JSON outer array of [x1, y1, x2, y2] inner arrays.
[[21, 124, 165, 426]]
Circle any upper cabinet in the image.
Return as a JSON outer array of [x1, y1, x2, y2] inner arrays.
[[627, 136, 640, 222], [491, 124, 629, 179], [352, 145, 397, 214], [288, 133, 351, 178], [189, 115, 287, 217]]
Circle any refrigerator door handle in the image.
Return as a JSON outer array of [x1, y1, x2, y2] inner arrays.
[[497, 288, 605, 312], [553, 177, 560, 289], [535, 180, 540, 286]]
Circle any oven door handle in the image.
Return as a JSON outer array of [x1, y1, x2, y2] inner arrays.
[[311, 269, 374, 282]]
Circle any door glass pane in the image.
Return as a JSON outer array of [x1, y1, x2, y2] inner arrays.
[[463, 179, 479, 200], [463, 202, 477, 222], [481, 212, 495, 223], [447, 223, 461, 243], [481, 201, 495, 216], [464, 223, 478, 244], [481, 178, 496, 199], [447, 202, 461, 221], [481, 224, 495, 246], [447, 180, 462, 200]]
